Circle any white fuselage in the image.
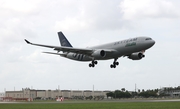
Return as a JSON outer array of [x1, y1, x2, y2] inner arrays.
[[65, 37, 155, 61]]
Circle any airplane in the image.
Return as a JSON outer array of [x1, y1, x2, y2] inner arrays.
[[25, 31, 155, 68]]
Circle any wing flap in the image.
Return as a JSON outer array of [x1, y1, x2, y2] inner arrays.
[[25, 39, 94, 55], [54, 47, 93, 54], [42, 52, 67, 57]]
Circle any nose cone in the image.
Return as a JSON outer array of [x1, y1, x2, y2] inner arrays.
[[148, 39, 155, 48], [152, 40, 155, 46], [145, 38, 155, 49]]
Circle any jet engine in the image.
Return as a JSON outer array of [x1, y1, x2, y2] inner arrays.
[[128, 52, 145, 60], [92, 50, 106, 59]]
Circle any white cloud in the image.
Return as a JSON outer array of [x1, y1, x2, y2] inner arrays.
[[0, 0, 41, 13], [120, 0, 180, 20], [54, 17, 91, 32], [0, 0, 180, 91], [54, 0, 124, 32]]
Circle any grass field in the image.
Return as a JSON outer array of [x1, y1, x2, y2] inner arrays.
[[0, 102, 180, 109]]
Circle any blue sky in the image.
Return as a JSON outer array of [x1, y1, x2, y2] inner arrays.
[[0, 0, 180, 92]]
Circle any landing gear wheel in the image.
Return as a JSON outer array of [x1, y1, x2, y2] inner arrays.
[[113, 65, 116, 68], [110, 58, 119, 68], [94, 61, 98, 65], [91, 64, 95, 67], [113, 62, 119, 66], [110, 64, 116, 68], [89, 60, 98, 68]]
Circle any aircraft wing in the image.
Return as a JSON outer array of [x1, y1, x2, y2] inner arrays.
[[25, 39, 116, 56], [25, 39, 94, 55]]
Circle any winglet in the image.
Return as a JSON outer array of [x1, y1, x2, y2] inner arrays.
[[24, 39, 31, 44]]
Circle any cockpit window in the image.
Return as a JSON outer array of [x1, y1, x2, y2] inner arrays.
[[145, 38, 152, 40]]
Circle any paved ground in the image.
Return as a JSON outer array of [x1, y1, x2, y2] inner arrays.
[[1, 99, 180, 104]]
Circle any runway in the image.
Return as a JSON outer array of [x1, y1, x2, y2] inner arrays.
[[1, 99, 180, 104]]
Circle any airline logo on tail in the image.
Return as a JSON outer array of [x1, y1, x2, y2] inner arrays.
[[58, 32, 73, 47]]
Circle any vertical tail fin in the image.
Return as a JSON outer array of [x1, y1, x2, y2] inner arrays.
[[58, 32, 73, 47]]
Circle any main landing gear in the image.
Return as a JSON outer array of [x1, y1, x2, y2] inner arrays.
[[110, 59, 119, 68], [89, 60, 98, 67]]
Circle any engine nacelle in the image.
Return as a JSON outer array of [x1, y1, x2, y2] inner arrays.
[[92, 50, 106, 59], [128, 52, 145, 60]]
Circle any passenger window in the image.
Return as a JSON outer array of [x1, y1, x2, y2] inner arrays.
[[145, 38, 152, 40]]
